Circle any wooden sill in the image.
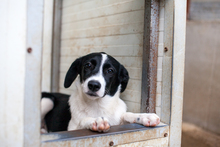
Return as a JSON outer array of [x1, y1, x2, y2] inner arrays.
[[41, 123, 168, 146]]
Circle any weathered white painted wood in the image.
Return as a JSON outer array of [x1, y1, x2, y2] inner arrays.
[[60, 45, 143, 57], [0, 0, 44, 147], [61, 22, 144, 39], [25, 0, 44, 146], [59, 56, 142, 68], [62, 10, 144, 31], [0, 0, 27, 146], [51, 0, 62, 92], [63, 0, 91, 8], [123, 100, 141, 113], [63, 0, 139, 15], [61, 34, 143, 47], [169, 0, 186, 146], [120, 90, 142, 103], [42, 0, 54, 92], [161, 0, 174, 125], [60, 0, 144, 113], [62, 0, 144, 23]]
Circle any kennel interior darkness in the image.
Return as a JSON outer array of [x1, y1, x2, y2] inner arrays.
[[0, 0, 186, 147]]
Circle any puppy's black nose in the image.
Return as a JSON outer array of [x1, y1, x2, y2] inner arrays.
[[88, 80, 101, 92]]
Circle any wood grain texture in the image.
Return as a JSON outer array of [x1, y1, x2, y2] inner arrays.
[[59, 0, 145, 112]]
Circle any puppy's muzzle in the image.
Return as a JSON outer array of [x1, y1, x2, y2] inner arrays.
[[88, 80, 101, 92]]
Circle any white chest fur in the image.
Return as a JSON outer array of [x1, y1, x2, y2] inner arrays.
[[68, 78, 127, 130]]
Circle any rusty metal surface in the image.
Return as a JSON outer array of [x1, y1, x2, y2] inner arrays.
[[42, 123, 167, 142], [116, 137, 168, 147], [141, 0, 160, 113], [41, 123, 169, 147]]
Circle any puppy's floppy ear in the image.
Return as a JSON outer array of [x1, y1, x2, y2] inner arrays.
[[119, 65, 129, 93], [64, 57, 82, 88]]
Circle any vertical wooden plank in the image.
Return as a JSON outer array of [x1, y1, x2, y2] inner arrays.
[[42, 0, 54, 92], [0, 0, 44, 146], [161, 0, 174, 125], [51, 0, 62, 92], [0, 0, 27, 146], [169, 0, 186, 146], [24, 0, 44, 146], [155, 0, 165, 119]]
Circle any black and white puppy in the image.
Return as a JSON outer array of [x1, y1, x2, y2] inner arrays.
[[41, 52, 160, 133]]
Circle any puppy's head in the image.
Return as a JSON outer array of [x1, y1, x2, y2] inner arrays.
[[64, 52, 129, 99]]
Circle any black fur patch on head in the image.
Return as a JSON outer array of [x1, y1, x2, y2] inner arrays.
[[64, 52, 129, 97], [102, 55, 129, 96], [64, 53, 102, 88]]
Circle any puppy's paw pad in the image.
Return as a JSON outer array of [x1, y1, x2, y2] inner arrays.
[[89, 121, 98, 131], [140, 113, 160, 127], [90, 117, 110, 132]]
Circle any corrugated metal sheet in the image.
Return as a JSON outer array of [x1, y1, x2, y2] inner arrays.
[[59, 0, 145, 112]]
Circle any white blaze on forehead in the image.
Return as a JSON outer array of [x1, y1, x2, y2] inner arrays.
[[100, 54, 108, 71], [82, 53, 108, 98]]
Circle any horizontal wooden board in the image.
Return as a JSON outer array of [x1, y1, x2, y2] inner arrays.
[[61, 22, 144, 39], [63, 0, 92, 8], [61, 34, 143, 47], [62, 10, 144, 31], [123, 100, 141, 113], [62, 0, 144, 23], [60, 56, 142, 69], [121, 89, 141, 103], [63, 0, 140, 15], [60, 45, 143, 57], [115, 56, 142, 68]]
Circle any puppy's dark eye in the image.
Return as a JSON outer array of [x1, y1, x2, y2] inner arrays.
[[84, 62, 93, 70], [106, 68, 114, 74]]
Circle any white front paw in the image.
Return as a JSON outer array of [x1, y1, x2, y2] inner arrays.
[[138, 113, 160, 127], [89, 117, 110, 132]]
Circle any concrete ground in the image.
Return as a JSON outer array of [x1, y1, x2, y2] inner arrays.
[[181, 122, 220, 147]]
